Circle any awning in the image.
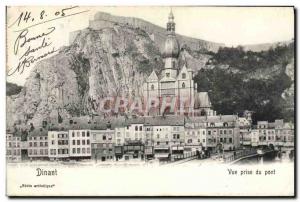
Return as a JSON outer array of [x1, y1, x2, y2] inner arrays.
[[155, 153, 169, 158], [172, 146, 184, 150], [154, 147, 169, 150]]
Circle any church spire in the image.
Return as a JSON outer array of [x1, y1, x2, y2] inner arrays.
[[167, 8, 175, 34], [162, 9, 180, 60]]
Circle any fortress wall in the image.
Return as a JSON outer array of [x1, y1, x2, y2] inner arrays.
[[69, 12, 224, 52]]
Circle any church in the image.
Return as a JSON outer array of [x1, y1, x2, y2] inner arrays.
[[143, 10, 216, 117]]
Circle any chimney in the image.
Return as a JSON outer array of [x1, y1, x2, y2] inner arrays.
[[107, 121, 112, 129]]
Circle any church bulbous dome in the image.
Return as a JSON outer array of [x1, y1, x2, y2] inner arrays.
[[162, 35, 180, 58]]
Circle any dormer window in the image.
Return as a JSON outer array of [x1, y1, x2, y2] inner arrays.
[[182, 73, 186, 79], [166, 73, 170, 77], [172, 61, 175, 68], [151, 84, 154, 90], [182, 82, 185, 88]]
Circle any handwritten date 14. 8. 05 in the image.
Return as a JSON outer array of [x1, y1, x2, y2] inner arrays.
[[8, 6, 85, 31]]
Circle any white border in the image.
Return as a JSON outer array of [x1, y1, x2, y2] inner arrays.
[[1, 0, 298, 201]]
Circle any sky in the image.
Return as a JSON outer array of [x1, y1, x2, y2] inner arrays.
[[6, 6, 294, 86]]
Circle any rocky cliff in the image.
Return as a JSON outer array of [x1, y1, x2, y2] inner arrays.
[[6, 12, 294, 128]]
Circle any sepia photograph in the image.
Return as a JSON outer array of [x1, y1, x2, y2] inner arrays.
[[5, 6, 295, 197]]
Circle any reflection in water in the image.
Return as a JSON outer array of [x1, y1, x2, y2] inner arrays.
[[236, 151, 293, 165]]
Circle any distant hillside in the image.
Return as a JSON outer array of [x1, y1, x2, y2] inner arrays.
[[194, 42, 294, 123], [6, 82, 22, 96], [242, 39, 294, 52]]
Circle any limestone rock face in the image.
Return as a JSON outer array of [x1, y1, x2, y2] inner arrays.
[[4, 20, 178, 127], [6, 12, 294, 128]]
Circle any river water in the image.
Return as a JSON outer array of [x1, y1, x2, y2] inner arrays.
[[235, 151, 294, 165]]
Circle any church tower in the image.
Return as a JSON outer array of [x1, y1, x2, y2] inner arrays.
[[160, 9, 180, 100], [161, 10, 180, 78]]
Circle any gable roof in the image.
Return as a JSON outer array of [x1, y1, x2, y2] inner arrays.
[[177, 64, 191, 80], [147, 70, 159, 82], [195, 92, 212, 108]]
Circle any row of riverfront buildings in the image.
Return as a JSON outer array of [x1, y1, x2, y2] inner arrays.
[[6, 115, 294, 162]]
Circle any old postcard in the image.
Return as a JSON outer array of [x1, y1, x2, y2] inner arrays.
[[6, 6, 295, 196]]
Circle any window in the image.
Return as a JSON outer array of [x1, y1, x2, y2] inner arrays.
[[139, 126, 142, 131], [135, 126, 138, 131], [73, 148, 76, 154], [157, 142, 160, 145], [82, 140, 85, 145], [77, 148, 80, 153], [72, 132, 75, 137], [87, 131, 90, 137], [82, 148, 86, 154], [229, 138, 232, 143], [151, 84, 154, 90], [82, 131, 85, 137], [182, 73, 186, 79], [172, 61, 175, 68], [87, 140, 90, 144], [87, 148, 90, 154], [73, 140, 75, 145], [77, 140, 80, 145], [177, 134, 180, 139], [182, 82, 185, 88], [166, 73, 170, 77], [103, 135, 106, 140]]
